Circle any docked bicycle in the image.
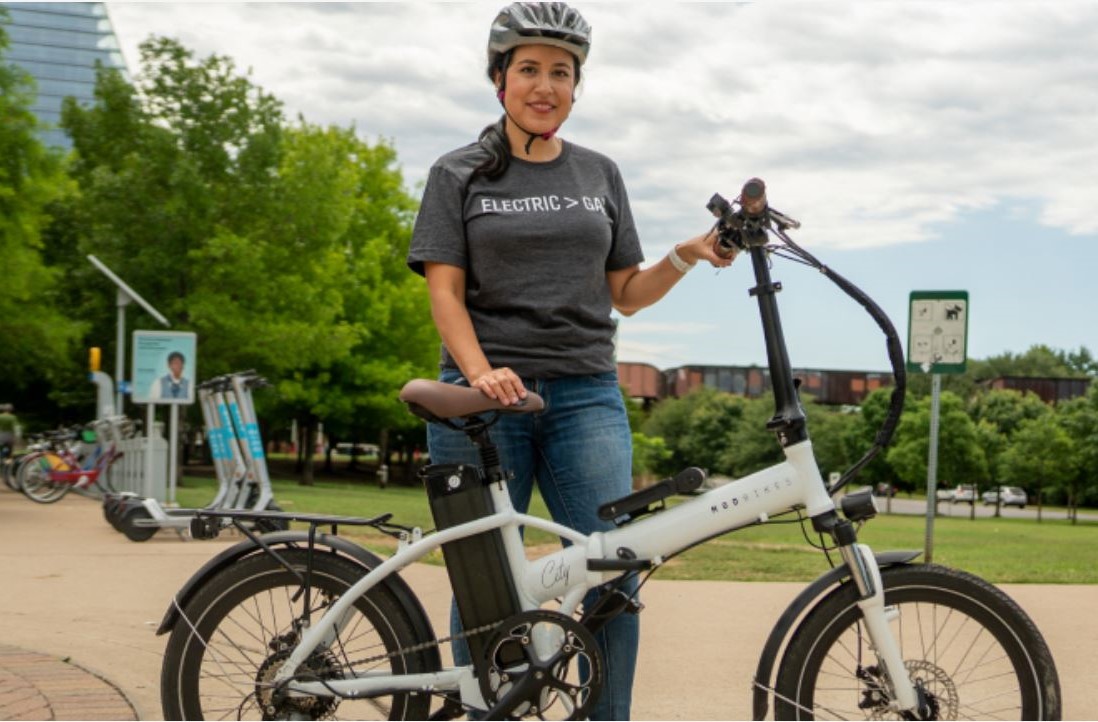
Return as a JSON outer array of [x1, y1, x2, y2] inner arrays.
[[17, 416, 133, 504], [157, 180, 1061, 720]]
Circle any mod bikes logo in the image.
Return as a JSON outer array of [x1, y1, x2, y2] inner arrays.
[[710, 476, 795, 514], [480, 195, 607, 215]]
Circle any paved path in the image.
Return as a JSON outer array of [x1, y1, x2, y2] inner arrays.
[[2, 485, 1095, 719], [0, 644, 136, 721]]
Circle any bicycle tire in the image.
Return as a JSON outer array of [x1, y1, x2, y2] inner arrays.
[[774, 564, 1060, 720], [19, 453, 68, 504], [161, 548, 437, 720], [95, 457, 121, 495]]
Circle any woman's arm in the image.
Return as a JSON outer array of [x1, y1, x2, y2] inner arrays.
[[423, 262, 527, 406], [607, 228, 734, 316]]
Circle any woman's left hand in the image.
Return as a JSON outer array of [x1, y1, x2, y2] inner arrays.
[[677, 227, 735, 268]]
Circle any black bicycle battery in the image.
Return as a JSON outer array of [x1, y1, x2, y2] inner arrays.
[[421, 462, 523, 662]]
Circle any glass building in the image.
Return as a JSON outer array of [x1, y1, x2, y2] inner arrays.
[[0, 2, 129, 148]]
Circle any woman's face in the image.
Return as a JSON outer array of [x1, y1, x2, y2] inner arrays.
[[497, 44, 577, 136]]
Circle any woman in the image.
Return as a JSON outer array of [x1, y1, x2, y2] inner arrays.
[[407, 3, 734, 718]]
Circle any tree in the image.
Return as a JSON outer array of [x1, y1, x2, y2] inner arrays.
[[0, 23, 85, 409], [840, 388, 901, 489], [61, 37, 286, 339], [57, 37, 436, 484], [643, 387, 744, 478], [972, 345, 1084, 379], [804, 401, 858, 485], [717, 395, 786, 478], [1055, 385, 1098, 520], [968, 388, 1050, 438], [886, 391, 988, 498], [1057, 346, 1098, 377], [1000, 415, 1077, 522]]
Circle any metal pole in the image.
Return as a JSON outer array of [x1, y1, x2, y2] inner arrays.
[[168, 404, 179, 506], [145, 403, 156, 499], [116, 290, 128, 416], [924, 373, 942, 563]]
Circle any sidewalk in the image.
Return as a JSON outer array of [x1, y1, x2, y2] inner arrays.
[[0, 644, 136, 721], [2, 485, 1095, 719]]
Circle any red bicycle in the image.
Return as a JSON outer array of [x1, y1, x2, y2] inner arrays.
[[18, 418, 129, 504]]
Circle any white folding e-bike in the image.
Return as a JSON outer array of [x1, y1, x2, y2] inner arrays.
[[158, 180, 1060, 721]]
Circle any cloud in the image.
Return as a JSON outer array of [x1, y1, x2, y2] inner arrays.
[[106, 2, 1098, 249]]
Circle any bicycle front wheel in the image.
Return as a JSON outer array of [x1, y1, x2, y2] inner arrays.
[[19, 453, 68, 504], [774, 564, 1060, 720], [161, 548, 438, 720]]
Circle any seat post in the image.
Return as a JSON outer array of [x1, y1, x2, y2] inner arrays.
[[465, 421, 506, 485]]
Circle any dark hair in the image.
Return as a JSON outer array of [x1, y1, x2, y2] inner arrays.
[[168, 351, 185, 364], [470, 50, 581, 182]]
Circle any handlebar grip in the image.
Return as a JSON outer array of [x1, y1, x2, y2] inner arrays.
[[741, 178, 767, 217], [714, 233, 737, 260]]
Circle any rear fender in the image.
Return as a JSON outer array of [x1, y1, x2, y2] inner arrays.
[[751, 550, 920, 720]]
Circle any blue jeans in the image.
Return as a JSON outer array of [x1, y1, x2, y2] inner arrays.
[[429, 369, 639, 721]]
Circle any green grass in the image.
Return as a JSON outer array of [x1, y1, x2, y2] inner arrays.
[[178, 476, 1098, 584]]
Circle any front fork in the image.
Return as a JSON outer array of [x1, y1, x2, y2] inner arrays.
[[820, 513, 920, 714]]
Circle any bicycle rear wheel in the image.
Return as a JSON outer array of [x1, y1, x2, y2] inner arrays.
[[19, 453, 69, 504], [161, 548, 438, 720], [774, 564, 1060, 720]]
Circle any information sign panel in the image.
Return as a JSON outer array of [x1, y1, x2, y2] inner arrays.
[[132, 331, 197, 404], [907, 291, 969, 374]]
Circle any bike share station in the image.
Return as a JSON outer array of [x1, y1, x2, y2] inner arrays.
[[88, 255, 280, 541], [907, 290, 969, 560]]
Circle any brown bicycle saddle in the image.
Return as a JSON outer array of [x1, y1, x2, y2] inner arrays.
[[399, 378, 545, 422]]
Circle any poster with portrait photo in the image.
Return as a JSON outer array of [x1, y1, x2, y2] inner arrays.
[[131, 331, 197, 405]]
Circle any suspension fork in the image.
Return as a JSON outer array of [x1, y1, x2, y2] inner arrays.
[[815, 512, 919, 712]]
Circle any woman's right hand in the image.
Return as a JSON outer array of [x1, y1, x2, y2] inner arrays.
[[470, 367, 527, 407]]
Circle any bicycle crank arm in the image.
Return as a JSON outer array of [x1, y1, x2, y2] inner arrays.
[[848, 543, 919, 713]]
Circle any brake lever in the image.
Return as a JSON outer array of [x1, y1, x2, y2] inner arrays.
[[767, 206, 800, 230]]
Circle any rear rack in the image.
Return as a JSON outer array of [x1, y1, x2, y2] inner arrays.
[[190, 509, 415, 541]]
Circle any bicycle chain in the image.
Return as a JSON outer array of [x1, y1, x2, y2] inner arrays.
[[342, 620, 503, 670]]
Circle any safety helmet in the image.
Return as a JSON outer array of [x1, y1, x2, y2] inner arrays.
[[487, 2, 592, 69]]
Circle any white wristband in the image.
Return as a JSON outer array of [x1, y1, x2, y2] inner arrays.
[[668, 245, 696, 274]]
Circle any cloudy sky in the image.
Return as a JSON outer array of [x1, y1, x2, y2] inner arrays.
[[105, 2, 1098, 373]]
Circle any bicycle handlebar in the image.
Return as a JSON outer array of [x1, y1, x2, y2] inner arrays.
[[708, 179, 801, 260]]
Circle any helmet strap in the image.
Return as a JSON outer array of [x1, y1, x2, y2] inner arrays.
[[497, 88, 561, 156], [493, 49, 571, 157]]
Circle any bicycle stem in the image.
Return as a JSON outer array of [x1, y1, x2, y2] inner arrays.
[[746, 244, 808, 448]]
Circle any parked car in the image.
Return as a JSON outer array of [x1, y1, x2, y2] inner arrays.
[[981, 486, 1028, 508], [936, 486, 955, 502], [333, 442, 379, 457], [951, 484, 977, 504], [873, 483, 898, 498]]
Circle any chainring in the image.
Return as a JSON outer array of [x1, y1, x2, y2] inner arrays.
[[479, 609, 603, 720]]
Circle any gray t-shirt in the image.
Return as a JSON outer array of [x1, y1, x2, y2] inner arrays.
[[408, 140, 644, 379]]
